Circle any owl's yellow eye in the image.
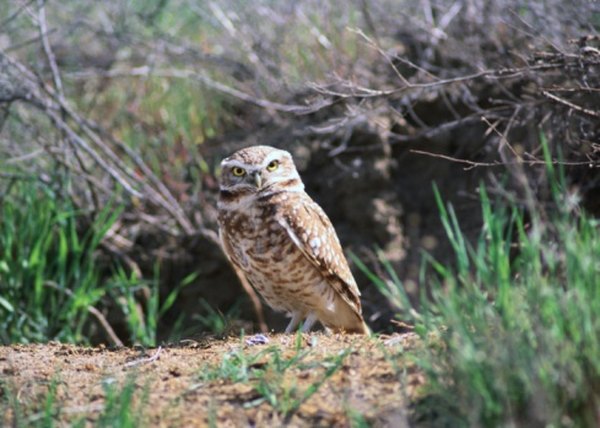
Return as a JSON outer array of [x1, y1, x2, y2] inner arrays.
[[232, 167, 246, 177], [266, 160, 279, 172]]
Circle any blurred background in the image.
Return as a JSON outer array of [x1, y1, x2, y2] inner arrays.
[[0, 0, 598, 345]]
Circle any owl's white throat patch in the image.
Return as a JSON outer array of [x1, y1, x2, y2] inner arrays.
[[218, 191, 257, 212]]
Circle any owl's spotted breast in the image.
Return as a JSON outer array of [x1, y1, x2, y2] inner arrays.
[[220, 193, 325, 312]]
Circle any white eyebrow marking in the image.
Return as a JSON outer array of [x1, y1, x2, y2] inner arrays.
[[220, 159, 250, 169], [221, 149, 292, 170], [261, 150, 290, 168]]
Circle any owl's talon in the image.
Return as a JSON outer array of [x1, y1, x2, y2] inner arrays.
[[285, 312, 303, 334], [301, 314, 318, 332]]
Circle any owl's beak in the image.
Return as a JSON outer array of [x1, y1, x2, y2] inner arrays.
[[252, 171, 263, 188]]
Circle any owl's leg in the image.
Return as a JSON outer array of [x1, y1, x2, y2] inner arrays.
[[301, 313, 318, 332], [284, 311, 303, 334]]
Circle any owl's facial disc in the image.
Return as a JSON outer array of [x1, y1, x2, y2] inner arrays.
[[239, 153, 287, 190], [219, 147, 304, 194]]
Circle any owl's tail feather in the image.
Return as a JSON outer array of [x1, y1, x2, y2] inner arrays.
[[360, 319, 372, 335], [322, 300, 371, 334], [339, 316, 370, 335], [353, 318, 371, 335]]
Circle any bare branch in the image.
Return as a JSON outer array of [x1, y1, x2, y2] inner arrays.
[[542, 90, 600, 118], [37, 0, 64, 98], [410, 149, 598, 170], [124, 346, 163, 368], [65, 66, 334, 115], [0, 0, 35, 30]]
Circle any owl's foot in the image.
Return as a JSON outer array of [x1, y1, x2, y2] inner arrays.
[[284, 311, 303, 333], [301, 313, 318, 332]]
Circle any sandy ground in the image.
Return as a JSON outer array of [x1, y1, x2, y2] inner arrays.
[[0, 333, 424, 427]]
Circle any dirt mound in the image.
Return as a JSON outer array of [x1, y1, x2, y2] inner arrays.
[[1, 334, 423, 427]]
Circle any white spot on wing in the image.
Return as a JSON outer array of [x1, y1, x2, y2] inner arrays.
[[309, 237, 321, 250]]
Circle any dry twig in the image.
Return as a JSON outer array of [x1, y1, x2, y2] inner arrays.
[[124, 346, 163, 368]]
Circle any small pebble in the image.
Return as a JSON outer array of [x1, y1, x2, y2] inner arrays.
[[245, 334, 270, 346]]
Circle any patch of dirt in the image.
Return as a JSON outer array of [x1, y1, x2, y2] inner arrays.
[[0, 333, 424, 427]]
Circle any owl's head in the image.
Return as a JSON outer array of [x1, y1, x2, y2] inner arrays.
[[219, 145, 304, 195]]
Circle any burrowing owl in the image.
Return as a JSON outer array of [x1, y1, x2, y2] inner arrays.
[[218, 145, 369, 334]]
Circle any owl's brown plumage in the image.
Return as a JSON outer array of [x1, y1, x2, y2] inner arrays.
[[217, 145, 368, 334]]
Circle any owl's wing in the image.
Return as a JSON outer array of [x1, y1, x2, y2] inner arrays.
[[277, 194, 363, 314]]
